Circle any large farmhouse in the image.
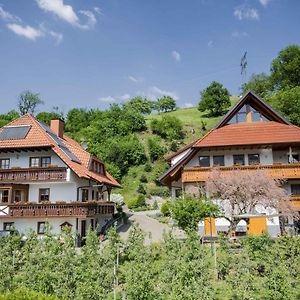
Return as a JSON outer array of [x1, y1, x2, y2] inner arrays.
[[0, 114, 120, 243], [159, 91, 300, 237]]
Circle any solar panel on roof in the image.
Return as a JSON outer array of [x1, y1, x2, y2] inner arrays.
[[37, 120, 81, 164], [0, 126, 31, 140]]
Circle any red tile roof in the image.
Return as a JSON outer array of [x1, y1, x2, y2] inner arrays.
[[0, 114, 121, 188], [194, 122, 300, 148]]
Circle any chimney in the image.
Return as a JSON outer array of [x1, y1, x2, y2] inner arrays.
[[50, 118, 64, 138]]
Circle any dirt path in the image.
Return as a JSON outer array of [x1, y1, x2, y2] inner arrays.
[[117, 209, 185, 245]]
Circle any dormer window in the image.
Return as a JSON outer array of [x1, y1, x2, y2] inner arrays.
[[90, 160, 104, 175]]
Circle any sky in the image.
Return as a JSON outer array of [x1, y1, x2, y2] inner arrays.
[[0, 0, 299, 114]]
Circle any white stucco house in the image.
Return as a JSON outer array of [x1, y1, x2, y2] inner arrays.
[[0, 114, 121, 244]]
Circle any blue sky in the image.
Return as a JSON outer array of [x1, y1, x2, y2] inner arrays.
[[0, 0, 299, 114]]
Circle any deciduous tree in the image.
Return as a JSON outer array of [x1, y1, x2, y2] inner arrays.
[[18, 90, 44, 115]]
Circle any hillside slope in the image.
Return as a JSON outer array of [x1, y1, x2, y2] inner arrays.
[[120, 98, 239, 202]]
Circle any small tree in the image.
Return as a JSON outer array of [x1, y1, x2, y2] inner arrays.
[[171, 195, 219, 232], [157, 96, 176, 112], [18, 90, 44, 115], [198, 81, 230, 117], [147, 137, 166, 162], [123, 96, 152, 115], [270, 44, 300, 90], [205, 169, 293, 235], [241, 73, 271, 99]]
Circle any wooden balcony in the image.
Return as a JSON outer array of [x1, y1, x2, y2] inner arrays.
[[1, 201, 115, 218], [0, 167, 67, 182], [182, 163, 300, 183]]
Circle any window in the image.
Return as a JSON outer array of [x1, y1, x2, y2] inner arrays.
[[291, 154, 299, 164], [37, 222, 47, 234], [0, 189, 9, 203], [291, 184, 300, 195], [30, 157, 40, 167], [82, 189, 89, 202], [248, 154, 260, 165], [199, 156, 210, 167], [3, 222, 14, 231], [91, 160, 104, 175], [39, 188, 50, 202], [13, 190, 26, 203], [30, 156, 51, 168], [91, 219, 95, 230], [213, 156, 225, 166], [233, 155, 245, 166], [41, 157, 51, 167], [0, 159, 10, 169]]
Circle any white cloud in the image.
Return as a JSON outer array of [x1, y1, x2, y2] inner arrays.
[[231, 31, 248, 38], [148, 86, 179, 101], [183, 103, 194, 108], [94, 7, 103, 15], [7, 23, 44, 41], [259, 0, 271, 7], [207, 40, 213, 47], [99, 93, 131, 103], [234, 6, 259, 21], [36, 0, 97, 30], [79, 10, 97, 30], [172, 50, 181, 62], [48, 30, 63, 44], [0, 6, 21, 22], [128, 75, 143, 83]]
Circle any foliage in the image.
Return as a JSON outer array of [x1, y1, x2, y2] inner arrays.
[[151, 115, 184, 141], [137, 183, 147, 195], [147, 137, 166, 162], [206, 169, 292, 234], [148, 186, 170, 198], [267, 86, 300, 126], [241, 73, 271, 99], [36, 112, 63, 126], [0, 110, 19, 127], [157, 96, 177, 112], [152, 200, 159, 210], [160, 199, 172, 216], [169, 141, 179, 152], [198, 81, 231, 117], [144, 162, 152, 172], [171, 195, 219, 232], [270, 45, 300, 90], [18, 90, 44, 115], [0, 288, 58, 300], [140, 174, 148, 183], [127, 194, 146, 209], [123, 96, 153, 115]]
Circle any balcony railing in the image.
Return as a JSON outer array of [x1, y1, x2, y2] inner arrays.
[[3, 201, 115, 218], [182, 163, 300, 183], [291, 196, 300, 210], [0, 167, 67, 182]]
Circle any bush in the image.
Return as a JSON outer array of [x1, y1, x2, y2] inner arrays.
[[148, 137, 166, 162], [169, 141, 179, 152], [140, 174, 148, 183], [144, 162, 152, 172], [150, 115, 184, 141], [160, 199, 172, 216], [127, 194, 146, 209], [148, 186, 170, 198], [137, 184, 146, 195], [152, 200, 159, 210]]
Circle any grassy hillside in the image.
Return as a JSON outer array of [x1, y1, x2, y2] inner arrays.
[[120, 97, 239, 202]]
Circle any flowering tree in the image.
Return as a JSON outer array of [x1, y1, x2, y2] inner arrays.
[[205, 169, 294, 235]]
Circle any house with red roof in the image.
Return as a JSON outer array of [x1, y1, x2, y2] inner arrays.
[[159, 91, 300, 237], [0, 114, 120, 244]]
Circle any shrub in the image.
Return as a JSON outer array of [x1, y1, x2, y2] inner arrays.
[[148, 137, 166, 162], [137, 184, 146, 195], [150, 115, 184, 141], [127, 194, 146, 209], [140, 174, 148, 183], [160, 199, 172, 216], [152, 200, 159, 210], [148, 186, 170, 198], [169, 141, 179, 152], [144, 162, 152, 172]]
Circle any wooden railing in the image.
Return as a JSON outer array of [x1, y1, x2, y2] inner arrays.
[[0, 167, 67, 182], [291, 196, 300, 210], [182, 163, 300, 183], [4, 201, 115, 218]]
